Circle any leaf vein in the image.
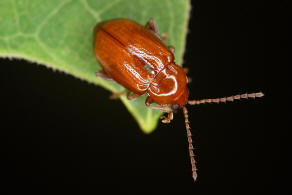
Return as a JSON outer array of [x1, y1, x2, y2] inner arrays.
[[12, 0, 20, 32], [35, 36, 63, 66], [80, 0, 101, 21], [35, 0, 72, 36], [166, 0, 175, 46], [98, 0, 122, 16], [178, 0, 191, 65]]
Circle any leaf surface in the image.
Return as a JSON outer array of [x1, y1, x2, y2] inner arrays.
[[0, 0, 190, 133]]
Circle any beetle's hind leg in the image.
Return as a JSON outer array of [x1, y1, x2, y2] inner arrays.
[[110, 90, 141, 100], [109, 90, 127, 100], [96, 70, 113, 81], [95, 71, 141, 100]]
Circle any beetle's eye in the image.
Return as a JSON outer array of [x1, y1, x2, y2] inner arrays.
[[171, 104, 179, 110]]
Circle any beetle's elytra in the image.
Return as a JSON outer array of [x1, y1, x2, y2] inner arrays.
[[93, 18, 264, 182]]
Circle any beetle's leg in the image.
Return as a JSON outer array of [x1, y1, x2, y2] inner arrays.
[[161, 32, 168, 42], [97, 71, 141, 100], [110, 90, 128, 100], [146, 104, 173, 113], [110, 91, 141, 100], [145, 97, 173, 113], [96, 70, 113, 81], [160, 111, 174, 123], [145, 18, 159, 36], [145, 97, 174, 123], [183, 68, 189, 74], [168, 46, 175, 54], [145, 19, 169, 43], [145, 96, 153, 104], [182, 68, 192, 83], [127, 93, 141, 100], [187, 77, 192, 84]]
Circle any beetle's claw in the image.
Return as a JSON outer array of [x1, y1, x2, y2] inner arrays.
[[109, 94, 120, 100], [161, 116, 171, 123], [109, 91, 128, 100], [160, 112, 173, 123], [187, 77, 192, 84]]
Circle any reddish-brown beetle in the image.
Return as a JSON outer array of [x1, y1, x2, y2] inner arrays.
[[93, 18, 263, 181]]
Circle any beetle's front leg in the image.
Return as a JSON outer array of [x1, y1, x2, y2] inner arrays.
[[181, 68, 192, 84], [145, 97, 174, 123], [160, 111, 174, 123], [145, 97, 172, 112]]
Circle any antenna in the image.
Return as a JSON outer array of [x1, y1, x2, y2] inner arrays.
[[182, 106, 197, 182], [183, 92, 264, 182], [188, 92, 264, 105]]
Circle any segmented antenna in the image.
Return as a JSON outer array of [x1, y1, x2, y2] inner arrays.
[[183, 92, 263, 181], [182, 106, 197, 182], [188, 92, 264, 105]]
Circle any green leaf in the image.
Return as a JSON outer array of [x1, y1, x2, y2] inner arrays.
[[0, 0, 191, 133]]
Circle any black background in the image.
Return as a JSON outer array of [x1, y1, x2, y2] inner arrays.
[[0, 0, 280, 194]]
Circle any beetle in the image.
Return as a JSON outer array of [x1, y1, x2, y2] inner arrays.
[[93, 18, 263, 181]]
